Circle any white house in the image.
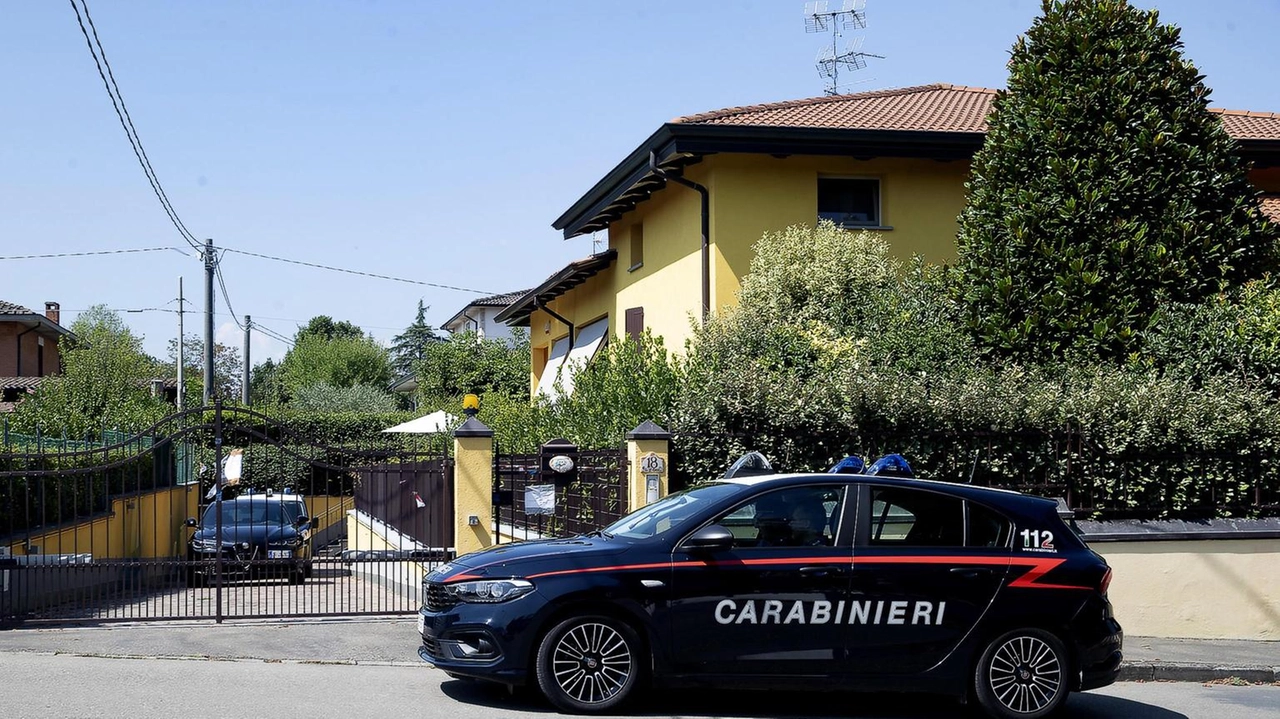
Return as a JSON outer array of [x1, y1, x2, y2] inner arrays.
[[441, 289, 528, 344]]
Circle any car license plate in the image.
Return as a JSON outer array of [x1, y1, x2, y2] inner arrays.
[[267, 550, 291, 559], [417, 613, 426, 635]]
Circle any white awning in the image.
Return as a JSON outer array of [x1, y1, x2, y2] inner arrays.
[[381, 409, 457, 434], [538, 317, 609, 398], [535, 335, 572, 399]]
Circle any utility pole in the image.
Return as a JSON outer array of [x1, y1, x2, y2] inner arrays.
[[177, 277, 185, 410], [204, 238, 216, 405], [242, 315, 251, 406]]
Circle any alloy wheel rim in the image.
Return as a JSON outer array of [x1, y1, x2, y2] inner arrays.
[[551, 622, 633, 704], [988, 635, 1062, 714]]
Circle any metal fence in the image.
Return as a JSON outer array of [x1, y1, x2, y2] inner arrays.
[[493, 447, 629, 542], [1, 403, 451, 626]]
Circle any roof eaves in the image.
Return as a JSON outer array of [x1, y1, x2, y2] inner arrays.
[[494, 250, 618, 326], [0, 313, 74, 338], [554, 124, 984, 238]]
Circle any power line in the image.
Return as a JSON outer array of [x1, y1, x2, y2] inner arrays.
[[252, 321, 295, 347], [220, 247, 494, 293], [69, 0, 203, 254], [214, 256, 245, 330], [0, 246, 189, 261]]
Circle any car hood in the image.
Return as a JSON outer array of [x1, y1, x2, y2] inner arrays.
[[192, 525, 300, 546], [430, 536, 632, 581]]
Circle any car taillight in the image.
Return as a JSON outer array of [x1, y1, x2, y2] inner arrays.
[[1099, 567, 1112, 596]]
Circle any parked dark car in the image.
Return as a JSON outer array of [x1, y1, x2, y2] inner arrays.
[[417, 472, 1121, 719], [185, 491, 314, 586]]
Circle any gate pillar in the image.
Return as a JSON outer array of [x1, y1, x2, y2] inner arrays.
[[453, 417, 495, 554], [626, 421, 671, 511]]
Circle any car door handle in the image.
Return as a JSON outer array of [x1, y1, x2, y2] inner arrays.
[[950, 567, 993, 579], [799, 566, 847, 577]]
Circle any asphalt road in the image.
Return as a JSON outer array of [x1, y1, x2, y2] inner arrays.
[[2, 652, 1277, 719]]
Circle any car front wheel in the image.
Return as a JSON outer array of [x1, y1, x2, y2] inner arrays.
[[974, 628, 1069, 719], [535, 615, 641, 714]]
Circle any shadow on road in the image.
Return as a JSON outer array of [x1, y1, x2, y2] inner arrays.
[[440, 680, 1190, 718]]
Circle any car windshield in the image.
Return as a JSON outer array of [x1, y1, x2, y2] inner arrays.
[[603, 482, 744, 540], [202, 499, 301, 527]]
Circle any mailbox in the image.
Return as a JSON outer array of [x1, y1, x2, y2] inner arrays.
[[540, 438, 579, 486]]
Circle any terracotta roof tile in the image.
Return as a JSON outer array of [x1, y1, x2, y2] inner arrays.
[[1261, 194, 1280, 224], [0, 300, 37, 315], [471, 289, 532, 308], [673, 83, 1280, 141]]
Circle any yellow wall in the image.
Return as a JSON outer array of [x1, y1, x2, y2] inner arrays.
[[1102, 539, 1280, 640], [527, 267, 619, 395], [706, 154, 969, 312], [528, 151, 972, 389], [9, 485, 200, 559], [453, 434, 493, 555], [305, 495, 354, 535], [8, 491, 351, 561]]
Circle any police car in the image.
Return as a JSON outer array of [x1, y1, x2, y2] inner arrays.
[[184, 489, 314, 587], [418, 456, 1122, 718]]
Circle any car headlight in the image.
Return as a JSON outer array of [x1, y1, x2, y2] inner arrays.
[[445, 579, 534, 603]]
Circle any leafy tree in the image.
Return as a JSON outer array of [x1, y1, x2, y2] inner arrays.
[[8, 305, 169, 436], [278, 320, 392, 396], [953, 0, 1277, 361], [415, 330, 530, 409], [295, 315, 364, 342], [291, 382, 398, 413], [389, 300, 442, 378], [249, 358, 287, 406], [166, 333, 243, 403]]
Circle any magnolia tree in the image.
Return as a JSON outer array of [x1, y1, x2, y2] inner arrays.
[[953, 0, 1276, 360]]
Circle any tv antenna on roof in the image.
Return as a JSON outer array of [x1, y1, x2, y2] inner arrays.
[[803, 0, 883, 95]]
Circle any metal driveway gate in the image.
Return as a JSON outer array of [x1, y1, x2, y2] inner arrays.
[[1, 403, 452, 625], [493, 443, 628, 542]]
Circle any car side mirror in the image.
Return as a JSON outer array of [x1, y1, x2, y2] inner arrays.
[[184, 517, 198, 528], [681, 525, 735, 553], [294, 515, 310, 528]]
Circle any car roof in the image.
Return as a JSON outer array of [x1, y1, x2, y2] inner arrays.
[[719, 472, 1052, 509], [223, 492, 306, 502]]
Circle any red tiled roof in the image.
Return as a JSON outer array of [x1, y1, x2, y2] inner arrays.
[[673, 83, 1280, 141], [1261, 195, 1280, 224]]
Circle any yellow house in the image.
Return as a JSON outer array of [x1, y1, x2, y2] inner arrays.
[[495, 84, 1280, 396]]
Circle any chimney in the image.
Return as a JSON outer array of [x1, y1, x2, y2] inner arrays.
[[45, 301, 60, 325]]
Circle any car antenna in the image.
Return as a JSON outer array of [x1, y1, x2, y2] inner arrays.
[[967, 449, 981, 484]]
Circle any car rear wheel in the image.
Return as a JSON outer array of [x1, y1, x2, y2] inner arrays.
[[535, 615, 641, 714], [974, 628, 1069, 719]]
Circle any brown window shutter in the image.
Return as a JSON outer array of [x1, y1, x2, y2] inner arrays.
[[625, 307, 644, 343]]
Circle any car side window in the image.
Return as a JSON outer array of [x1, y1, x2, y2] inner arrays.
[[966, 501, 1012, 548], [712, 486, 845, 549], [868, 486, 964, 547]]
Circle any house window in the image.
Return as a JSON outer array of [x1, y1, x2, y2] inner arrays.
[[625, 307, 644, 343], [535, 317, 610, 398], [818, 178, 880, 227], [629, 224, 644, 271]]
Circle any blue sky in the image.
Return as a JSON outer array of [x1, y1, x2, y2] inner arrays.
[[2, 0, 1278, 364]]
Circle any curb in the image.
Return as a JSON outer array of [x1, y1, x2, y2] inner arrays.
[[1120, 661, 1279, 683]]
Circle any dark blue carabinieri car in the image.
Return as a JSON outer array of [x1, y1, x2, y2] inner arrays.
[[418, 472, 1122, 718]]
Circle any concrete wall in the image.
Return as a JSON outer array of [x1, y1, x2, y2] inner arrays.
[[344, 509, 443, 601], [1100, 538, 1280, 640]]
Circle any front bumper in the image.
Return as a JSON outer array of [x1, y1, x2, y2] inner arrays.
[[417, 593, 548, 685]]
